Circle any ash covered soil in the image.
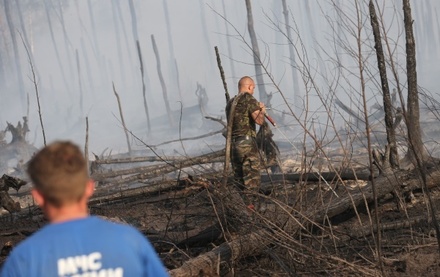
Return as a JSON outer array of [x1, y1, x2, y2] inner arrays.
[[1, 169, 440, 276], [2, 115, 440, 276]]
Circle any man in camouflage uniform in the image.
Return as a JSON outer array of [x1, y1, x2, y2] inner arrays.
[[226, 76, 266, 191]]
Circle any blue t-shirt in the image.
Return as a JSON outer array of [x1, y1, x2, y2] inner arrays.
[[0, 216, 169, 277]]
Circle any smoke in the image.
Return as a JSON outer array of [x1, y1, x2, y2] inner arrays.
[[0, 0, 439, 156]]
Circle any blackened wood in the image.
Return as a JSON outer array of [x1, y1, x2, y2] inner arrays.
[[368, 0, 399, 169], [151, 34, 174, 127]]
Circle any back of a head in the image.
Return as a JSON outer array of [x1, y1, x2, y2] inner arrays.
[[238, 76, 254, 91], [27, 141, 89, 207]]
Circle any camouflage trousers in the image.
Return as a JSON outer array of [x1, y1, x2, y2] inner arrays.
[[231, 137, 261, 191]]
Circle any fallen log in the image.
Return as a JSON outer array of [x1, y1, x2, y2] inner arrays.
[[261, 170, 373, 183], [169, 229, 271, 277], [92, 149, 225, 184], [176, 223, 222, 249], [89, 179, 180, 206], [168, 168, 440, 276], [339, 211, 440, 240], [92, 155, 190, 165], [92, 146, 376, 187]]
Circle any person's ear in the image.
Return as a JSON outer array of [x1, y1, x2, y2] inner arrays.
[[31, 189, 45, 207], [84, 179, 95, 198]]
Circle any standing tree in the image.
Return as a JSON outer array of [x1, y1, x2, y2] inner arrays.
[[368, 0, 399, 172], [402, 0, 440, 252], [282, 0, 302, 117], [3, 0, 26, 110], [151, 34, 174, 127], [245, 0, 269, 104], [402, 0, 429, 167]]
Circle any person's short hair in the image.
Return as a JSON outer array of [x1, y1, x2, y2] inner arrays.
[[238, 76, 254, 90], [27, 141, 89, 207]]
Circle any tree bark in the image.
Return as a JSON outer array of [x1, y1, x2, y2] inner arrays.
[[151, 34, 174, 127], [402, 0, 428, 165], [135, 40, 151, 132], [110, 0, 128, 88], [245, 0, 268, 104], [56, 0, 74, 78], [163, 0, 183, 103], [403, 0, 440, 252], [282, 0, 301, 116], [42, 0, 70, 95], [3, 0, 26, 108], [368, 0, 399, 170], [112, 83, 132, 155], [91, 150, 225, 184]]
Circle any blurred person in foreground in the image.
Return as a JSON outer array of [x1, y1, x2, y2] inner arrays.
[[0, 141, 169, 277], [226, 76, 266, 195]]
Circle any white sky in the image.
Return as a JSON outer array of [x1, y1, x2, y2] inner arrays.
[[1, 0, 439, 155]]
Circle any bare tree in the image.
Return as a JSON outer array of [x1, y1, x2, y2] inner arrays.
[[402, 0, 429, 166], [282, 0, 302, 116], [245, 0, 269, 104], [151, 34, 174, 127], [3, 0, 26, 109], [368, 0, 399, 171]]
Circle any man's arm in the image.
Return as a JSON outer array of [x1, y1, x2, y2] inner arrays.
[[251, 102, 266, 125]]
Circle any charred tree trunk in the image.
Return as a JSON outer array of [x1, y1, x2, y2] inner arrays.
[[110, 0, 127, 88], [151, 35, 174, 127], [402, 0, 428, 165], [3, 0, 26, 109], [75, 50, 84, 117], [368, 0, 399, 171], [282, 0, 301, 116], [136, 40, 151, 132], [402, 0, 440, 253], [80, 38, 95, 99], [221, 0, 236, 80], [245, 0, 268, 104], [42, 0, 70, 95], [22, 42, 46, 146], [0, 47, 5, 89], [128, 0, 140, 41], [56, 0, 74, 78], [112, 0, 135, 82], [87, 0, 101, 63], [112, 83, 132, 155], [16, 0, 34, 66], [198, 0, 213, 69], [163, 0, 183, 103]]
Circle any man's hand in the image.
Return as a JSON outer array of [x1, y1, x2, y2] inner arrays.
[[252, 102, 266, 126], [259, 102, 266, 114]]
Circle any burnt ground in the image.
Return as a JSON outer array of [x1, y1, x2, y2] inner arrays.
[[1, 114, 440, 276], [1, 171, 440, 276]]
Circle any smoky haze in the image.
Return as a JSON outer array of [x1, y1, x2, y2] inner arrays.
[[0, 1, 439, 157]]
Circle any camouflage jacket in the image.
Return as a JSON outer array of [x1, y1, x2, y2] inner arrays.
[[226, 92, 261, 138]]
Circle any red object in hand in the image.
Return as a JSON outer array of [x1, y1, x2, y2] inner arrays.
[[265, 114, 277, 127]]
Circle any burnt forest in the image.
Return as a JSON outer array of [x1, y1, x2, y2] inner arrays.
[[1, 1, 440, 276]]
